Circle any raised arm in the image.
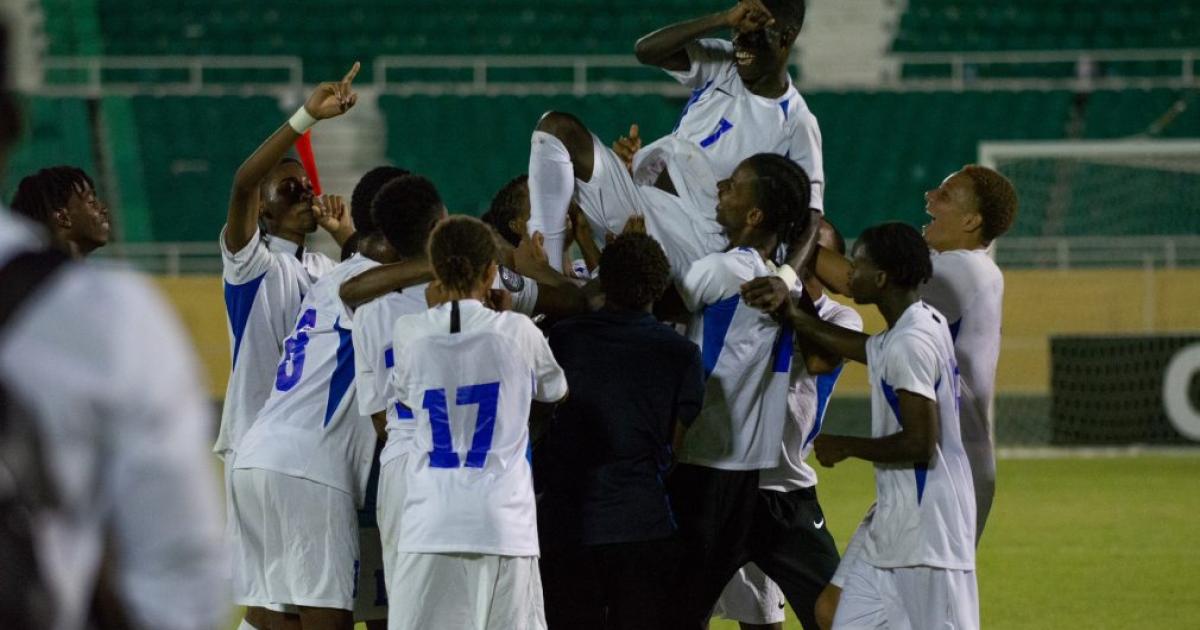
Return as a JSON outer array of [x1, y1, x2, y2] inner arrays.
[[339, 259, 435, 310], [634, 1, 772, 71], [813, 391, 939, 467], [812, 245, 853, 297], [224, 62, 361, 253]]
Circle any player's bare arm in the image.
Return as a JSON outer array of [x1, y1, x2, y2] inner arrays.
[[813, 390, 940, 467], [742, 275, 870, 363], [225, 62, 360, 253], [338, 259, 435, 310], [313, 194, 356, 246], [568, 203, 602, 272], [514, 232, 590, 316], [634, 1, 773, 71], [812, 245, 853, 297]]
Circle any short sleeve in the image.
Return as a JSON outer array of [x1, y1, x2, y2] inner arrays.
[[788, 111, 825, 212], [302, 251, 336, 280], [665, 39, 735, 89], [674, 345, 705, 428], [921, 252, 968, 324], [678, 252, 742, 312], [882, 333, 940, 402], [511, 275, 540, 316], [220, 225, 273, 284], [517, 318, 567, 403], [828, 304, 864, 333]]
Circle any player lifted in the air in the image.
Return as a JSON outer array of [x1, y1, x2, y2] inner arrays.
[[743, 222, 979, 629], [526, 0, 822, 276]]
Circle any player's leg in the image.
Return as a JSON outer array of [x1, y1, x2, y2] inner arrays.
[[354, 442, 387, 627], [713, 564, 786, 630], [528, 111, 596, 269], [965, 440, 996, 542], [540, 545, 605, 630], [296, 606, 352, 630], [890, 567, 979, 630], [817, 513, 870, 629], [376, 453, 406, 629], [751, 490, 840, 630], [602, 537, 683, 630], [827, 558, 888, 630], [486, 555, 547, 630]]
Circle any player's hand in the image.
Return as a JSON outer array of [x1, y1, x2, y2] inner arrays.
[[313, 194, 350, 233], [813, 435, 848, 468], [740, 275, 790, 314], [485, 288, 513, 313], [568, 202, 594, 243], [304, 62, 361, 120], [726, 0, 775, 32], [612, 124, 641, 176], [514, 231, 551, 277]]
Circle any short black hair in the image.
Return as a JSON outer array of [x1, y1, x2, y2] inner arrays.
[[10, 166, 95, 225], [763, 0, 806, 40], [351, 165, 408, 235], [856, 222, 933, 289], [482, 174, 528, 247], [745, 153, 812, 263], [599, 233, 671, 310], [372, 174, 443, 258]]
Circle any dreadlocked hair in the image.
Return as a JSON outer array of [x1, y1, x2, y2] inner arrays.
[[429, 216, 498, 294], [745, 153, 812, 264], [351, 166, 408, 235], [599, 233, 671, 310], [373, 174, 444, 258], [959, 164, 1018, 244], [856, 222, 933, 289], [10, 165, 94, 225], [482, 174, 529, 247]]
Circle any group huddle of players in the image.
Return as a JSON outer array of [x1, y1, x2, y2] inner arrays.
[[9, 1, 1018, 629]]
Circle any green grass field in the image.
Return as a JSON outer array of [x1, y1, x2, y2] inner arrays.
[[232, 454, 1200, 629], [709, 454, 1200, 629]]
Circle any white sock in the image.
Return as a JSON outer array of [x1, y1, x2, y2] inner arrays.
[[527, 130, 574, 271]]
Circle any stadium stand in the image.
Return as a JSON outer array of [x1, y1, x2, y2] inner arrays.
[[2, 97, 95, 198]]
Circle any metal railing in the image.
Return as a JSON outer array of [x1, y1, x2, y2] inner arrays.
[[38, 56, 304, 97]]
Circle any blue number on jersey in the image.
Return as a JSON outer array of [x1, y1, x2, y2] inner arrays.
[[275, 308, 317, 392], [421, 382, 502, 469]]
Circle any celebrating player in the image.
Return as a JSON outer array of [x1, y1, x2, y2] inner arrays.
[[526, 0, 822, 276], [745, 222, 978, 629], [386, 216, 567, 629], [667, 153, 813, 628], [716, 220, 862, 630], [10, 165, 110, 258], [536, 232, 705, 629]]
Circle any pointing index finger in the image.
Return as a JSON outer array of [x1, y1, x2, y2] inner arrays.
[[342, 61, 361, 86]]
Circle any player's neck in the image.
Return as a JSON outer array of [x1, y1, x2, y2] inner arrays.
[[878, 289, 921, 328], [745, 68, 790, 99], [934, 232, 985, 253], [270, 226, 306, 248]]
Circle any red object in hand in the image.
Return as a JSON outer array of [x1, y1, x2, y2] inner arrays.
[[295, 129, 322, 195]]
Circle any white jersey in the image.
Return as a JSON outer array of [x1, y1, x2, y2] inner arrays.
[[760, 293, 863, 492], [492, 266, 540, 316], [389, 300, 567, 556], [352, 283, 431, 466], [921, 249, 1002, 454], [862, 301, 975, 570], [677, 248, 793, 470], [0, 210, 226, 630], [217, 227, 335, 458], [642, 38, 824, 210], [234, 254, 379, 504]]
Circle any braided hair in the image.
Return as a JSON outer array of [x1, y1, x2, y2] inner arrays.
[[429, 216, 498, 294], [744, 153, 812, 264], [10, 166, 94, 226]]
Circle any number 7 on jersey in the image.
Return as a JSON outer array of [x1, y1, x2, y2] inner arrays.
[[422, 381, 501, 469]]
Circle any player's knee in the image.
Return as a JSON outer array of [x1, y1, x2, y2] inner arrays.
[[536, 110, 587, 142], [814, 584, 841, 630]]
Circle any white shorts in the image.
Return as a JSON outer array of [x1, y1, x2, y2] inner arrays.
[[832, 556, 979, 630], [387, 552, 546, 630], [230, 468, 359, 611], [713, 562, 786, 625], [575, 134, 726, 280], [376, 454, 409, 609]]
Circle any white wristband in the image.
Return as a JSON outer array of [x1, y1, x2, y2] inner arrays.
[[776, 263, 799, 289], [287, 107, 317, 134]]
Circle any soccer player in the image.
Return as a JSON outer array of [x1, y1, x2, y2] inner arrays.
[[716, 219, 862, 630], [341, 164, 409, 260], [744, 222, 978, 629], [526, 0, 822, 275], [805, 167, 1016, 628], [667, 153, 812, 629], [10, 165, 110, 257], [386, 216, 568, 629], [536, 232, 705, 630]]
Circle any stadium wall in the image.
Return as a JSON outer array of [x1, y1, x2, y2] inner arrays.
[[158, 269, 1200, 399]]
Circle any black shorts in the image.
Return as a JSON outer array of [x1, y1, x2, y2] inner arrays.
[[667, 464, 839, 630]]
